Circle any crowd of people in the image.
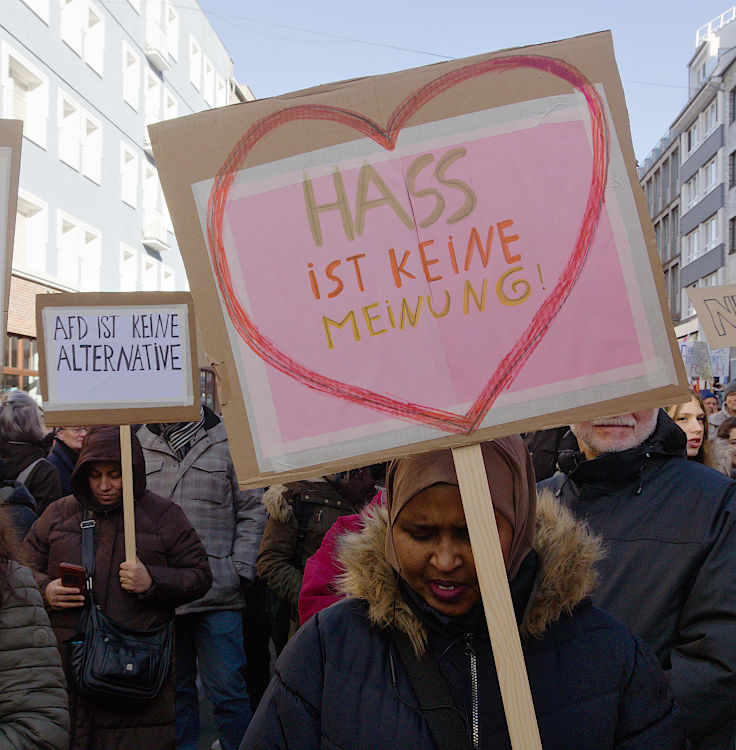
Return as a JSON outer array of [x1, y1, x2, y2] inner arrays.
[[0, 385, 735, 749]]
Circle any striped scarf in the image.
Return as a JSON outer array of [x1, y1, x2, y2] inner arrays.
[[159, 406, 205, 460]]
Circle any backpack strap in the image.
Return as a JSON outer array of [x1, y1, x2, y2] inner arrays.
[[16, 457, 45, 486], [391, 629, 474, 750]]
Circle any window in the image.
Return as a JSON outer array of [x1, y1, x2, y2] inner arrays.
[[60, 0, 83, 55], [80, 227, 101, 289], [730, 151, 736, 188], [653, 170, 661, 213], [3, 335, 39, 396], [686, 121, 698, 153], [165, 2, 178, 59], [161, 263, 175, 291], [14, 191, 47, 271], [122, 42, 140, 110], [142, 257, 158, 290], [704, 215, 718, 252], [661, 214, 670, 261], [670, 264, 680, 315], [2, 46, 48, 147], [731, 216, 736, 254], [81, 112, 101, 183], [216, 75, 226, 107], [654, 222, 661, 256], [143, 164, 158, 210], [684, 284, 696, 318], [120, 244, 137, 291], [704, 99, 717, 134], [203, 56, 214, 106], [697, 63, 706, 85], [684, 229, 699, 265], [20, 0, 49, 23], [672, 149, 679, 192], [144, 70, 161, 126], [56, 212, 99, 288], [163, 89, 177, 120], [662, 161, 670, 204], [703, 157, 718, 194], [84, 1, 104, 75], [58, 92, 81, 169], [731, 88, 736, 123], [188, 36, 201, 90], [684, 174, 699, 209], [672, 207, 679, 251], [120, 143, 138, 207]]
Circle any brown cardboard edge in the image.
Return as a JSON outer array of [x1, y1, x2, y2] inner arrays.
[[0, 121, 22, 372], [688, 285, 736, 348], [151, 31, 690, 488], [36, 291, 200, 427]]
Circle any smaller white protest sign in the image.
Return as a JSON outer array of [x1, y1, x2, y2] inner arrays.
[[37, 292, 200, 426]]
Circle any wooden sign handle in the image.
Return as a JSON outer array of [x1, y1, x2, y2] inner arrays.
[[452, 443, 543, 750], [119, 424, 137, 564]]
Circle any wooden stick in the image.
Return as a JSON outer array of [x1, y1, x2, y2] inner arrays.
[[120, 424, 137, 564], [452, 443, 543, 750]]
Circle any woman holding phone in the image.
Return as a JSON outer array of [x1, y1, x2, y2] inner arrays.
[[23, 426, 212, 750]]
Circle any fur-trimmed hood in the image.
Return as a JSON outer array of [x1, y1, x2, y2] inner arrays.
[[336, 489, 602, 656], [262, 479, 351, 523]]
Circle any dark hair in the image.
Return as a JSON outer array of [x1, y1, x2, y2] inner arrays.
[[717, 417, 736, 441]]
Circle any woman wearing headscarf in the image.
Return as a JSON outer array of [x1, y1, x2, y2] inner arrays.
[[22, 425, 212, 750], [242, 438, 684, 749]]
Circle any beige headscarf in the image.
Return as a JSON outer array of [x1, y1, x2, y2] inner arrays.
[[385, 437, 537, 580]]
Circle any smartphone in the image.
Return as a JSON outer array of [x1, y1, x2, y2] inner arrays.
[[59, 562, 87, 591]]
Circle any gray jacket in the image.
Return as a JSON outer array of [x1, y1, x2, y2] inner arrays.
[[709, 404, 734, 429], [0, 562, 69, 750], [138, 416, 266, 614]]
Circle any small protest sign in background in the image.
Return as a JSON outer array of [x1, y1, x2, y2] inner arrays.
[[37, 291, 200, 426], [688, 284, 736, 349], [0, 121, 23, 371]]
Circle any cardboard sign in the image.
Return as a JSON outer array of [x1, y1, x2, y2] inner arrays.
[[36, 292, 200, 426], [688, 284, 736, 348], [151, 31, 687, 487], [0, 121, 22, 368], [679, 340, 714, 383]]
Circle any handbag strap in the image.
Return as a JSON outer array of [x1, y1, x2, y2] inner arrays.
[[80, 509, 96, 583], [391, 629, 473, 750]]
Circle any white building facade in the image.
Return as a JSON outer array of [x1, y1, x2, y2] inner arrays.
[[0, 0, 251, 393]]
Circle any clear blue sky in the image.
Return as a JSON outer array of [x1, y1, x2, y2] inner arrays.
[[197, 0, 732, 163]]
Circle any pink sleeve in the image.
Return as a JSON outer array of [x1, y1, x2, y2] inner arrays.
[[298, 490, 383, 625]]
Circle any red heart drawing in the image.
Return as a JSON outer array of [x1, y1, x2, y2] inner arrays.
[[207, 55, 609, 434]]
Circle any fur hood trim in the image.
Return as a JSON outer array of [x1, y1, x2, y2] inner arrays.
[[262, 485, 293, 523], [336, 489, 602, 656]]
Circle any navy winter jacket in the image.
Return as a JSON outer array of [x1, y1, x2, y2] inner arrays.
[[242, 496, 684, 749], [541, 410, 736, 749]]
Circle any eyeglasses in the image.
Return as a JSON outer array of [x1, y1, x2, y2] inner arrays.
[[61, 426, 89, 434]]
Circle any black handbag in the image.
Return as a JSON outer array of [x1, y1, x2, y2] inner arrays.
[[67, 511, 173, 701]]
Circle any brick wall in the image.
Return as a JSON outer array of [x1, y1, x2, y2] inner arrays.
[[6, 275, 59, 338]]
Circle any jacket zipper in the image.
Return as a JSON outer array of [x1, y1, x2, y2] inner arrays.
[[465, 633, 479, 750]]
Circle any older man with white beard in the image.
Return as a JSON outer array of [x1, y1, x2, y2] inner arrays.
[[539, 408, 736, 750]]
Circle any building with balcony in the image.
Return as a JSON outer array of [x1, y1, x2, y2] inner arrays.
[[639, 6, 736, 379], [0, 0, 252, 395]]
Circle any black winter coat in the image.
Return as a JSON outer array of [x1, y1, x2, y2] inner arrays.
[[242, 495, 684, 749], [540, 410, 736, 749]]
